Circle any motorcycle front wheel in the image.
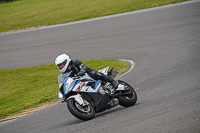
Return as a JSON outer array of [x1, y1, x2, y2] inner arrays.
[[117, 80, 137, 107], [67, 98, 95, 121]]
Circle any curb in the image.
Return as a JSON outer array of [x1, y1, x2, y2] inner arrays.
[[0, 101, 60, 123]]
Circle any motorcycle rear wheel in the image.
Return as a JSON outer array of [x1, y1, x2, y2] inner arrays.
[[117, 80, 137, 107], [67, 98, 95, 121]]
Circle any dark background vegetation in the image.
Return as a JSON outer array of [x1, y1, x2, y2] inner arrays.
[[0, 0, 14, 2]]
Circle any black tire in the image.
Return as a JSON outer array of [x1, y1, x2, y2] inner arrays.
[[67, 98, 95, 121], [117, 80, 137, 107]]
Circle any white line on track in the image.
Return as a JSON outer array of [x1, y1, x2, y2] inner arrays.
[[116, 59, 140, 91], [135, 87, 140, 91], [116, 59, 135, 79]]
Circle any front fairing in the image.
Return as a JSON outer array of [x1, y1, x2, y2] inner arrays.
[[63, 77, 76, 94], [58, 72, 72, 98], [71, 81, 100, 93]]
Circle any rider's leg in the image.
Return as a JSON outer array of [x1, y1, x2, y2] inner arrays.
[[89, 70, 119, 89]]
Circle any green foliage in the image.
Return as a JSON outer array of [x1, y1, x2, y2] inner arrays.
[[0, 0, 189, 32], [0, 59, 129, 119]]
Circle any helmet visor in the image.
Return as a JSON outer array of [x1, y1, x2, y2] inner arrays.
[[56, 60, 67, 70]]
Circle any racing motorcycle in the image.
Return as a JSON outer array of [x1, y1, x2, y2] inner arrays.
[[58, 67, 137, 121]]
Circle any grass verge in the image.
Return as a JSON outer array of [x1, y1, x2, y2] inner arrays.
[[0, 59, 129, 120], [0, 0, 189, 33]]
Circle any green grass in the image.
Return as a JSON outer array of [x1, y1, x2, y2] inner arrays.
[[0, 0, 189, 33], [0, 59, 129, 119]]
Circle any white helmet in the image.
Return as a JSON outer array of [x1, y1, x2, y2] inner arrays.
[[55, 54, 71, 73]]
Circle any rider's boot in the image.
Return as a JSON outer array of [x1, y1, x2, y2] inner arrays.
[[108, 77, 119, 90]]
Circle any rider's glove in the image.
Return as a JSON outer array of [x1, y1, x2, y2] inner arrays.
[[77, 70, 85, 76]]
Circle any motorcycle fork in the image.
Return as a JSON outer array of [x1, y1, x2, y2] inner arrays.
[[77, 92, 90, 105]]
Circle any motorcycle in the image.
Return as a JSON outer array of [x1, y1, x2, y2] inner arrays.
[[57, 67, 137, 121]]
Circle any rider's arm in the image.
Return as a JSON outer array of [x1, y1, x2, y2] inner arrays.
[[77, 64, 87, 76], [72, 59, 90, 76]]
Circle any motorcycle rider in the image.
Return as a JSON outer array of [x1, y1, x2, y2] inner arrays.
[[55, 54, 119, 94]]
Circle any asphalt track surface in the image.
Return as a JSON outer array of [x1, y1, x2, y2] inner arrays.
[[1, 1, 200, 133]]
